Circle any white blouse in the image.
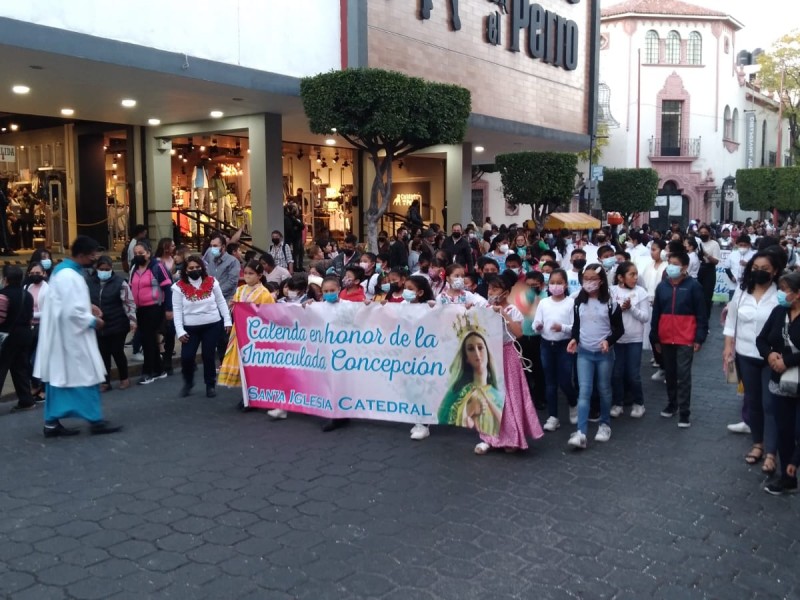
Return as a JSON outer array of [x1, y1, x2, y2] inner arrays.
[[723, 286, 779, 359]]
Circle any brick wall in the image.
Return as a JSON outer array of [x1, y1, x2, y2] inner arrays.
[[367, 0, 590, 135]]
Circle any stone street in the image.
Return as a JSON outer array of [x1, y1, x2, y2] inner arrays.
[[1, 310, 798, 600]]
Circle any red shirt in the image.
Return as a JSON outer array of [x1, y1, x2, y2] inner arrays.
[[339, 286, 366, 302], [385, 293, 404, 303]]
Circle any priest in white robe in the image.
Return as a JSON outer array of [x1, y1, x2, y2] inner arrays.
[[34, 235, 122, 437]]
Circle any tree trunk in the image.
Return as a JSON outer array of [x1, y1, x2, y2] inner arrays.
[[365, 154, 394, 253]]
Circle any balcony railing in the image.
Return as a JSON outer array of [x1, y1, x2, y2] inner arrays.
[[648, 137, 701, 158]]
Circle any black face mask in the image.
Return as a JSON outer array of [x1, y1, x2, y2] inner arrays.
[[272, 238, 281, 245], [343, 248, 355, 257], [132, 255, 147, 267], [750, 270, 772, 286], [29, 274, 44, 284], [573, 259, 587, 270], [452, 232, 462, 239], [187, 270, 202, 281], [700, 234, 710, 242], [389, 283, 401, 293]]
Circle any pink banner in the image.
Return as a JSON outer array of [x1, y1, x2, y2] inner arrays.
[[234, 302, 506, 433]]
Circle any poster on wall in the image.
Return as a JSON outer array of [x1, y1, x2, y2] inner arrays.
[[391, 182, 430, 216], [0, 145, 16, 163], [234, 302, 506, 434]]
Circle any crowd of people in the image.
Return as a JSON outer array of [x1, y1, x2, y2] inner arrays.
[[2, 215, 799, 495]]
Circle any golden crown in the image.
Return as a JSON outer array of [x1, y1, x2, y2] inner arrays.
[[453, 313, 488, 342]]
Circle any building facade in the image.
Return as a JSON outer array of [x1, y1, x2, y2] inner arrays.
[[598, 0, 789, 228], [0, 0, 597, 251]]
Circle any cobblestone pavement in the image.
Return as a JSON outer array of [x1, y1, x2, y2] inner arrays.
[[1, 309, 799, 600]]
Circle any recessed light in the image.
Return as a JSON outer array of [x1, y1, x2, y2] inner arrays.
[[12, 85, 30, 94], [61, 108, 75, 116], [210, 110, 224, 118], [10, 124, 19, 132], [1, 128, 6, 132], [148, 118, 161, 126], [475, 145, 485, 153], [325, 138, 336, 145], [121, 99, 137, 108]]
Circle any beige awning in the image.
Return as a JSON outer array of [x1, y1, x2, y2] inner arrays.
[[543, 212, 602, 230]]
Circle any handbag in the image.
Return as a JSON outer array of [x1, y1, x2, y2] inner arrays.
[[778, 314, 800, 396], [726, 360, 739, 384]]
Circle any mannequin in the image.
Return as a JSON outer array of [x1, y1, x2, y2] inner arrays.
[[191, 162, 210, 213], [211, 167, 230, 223]]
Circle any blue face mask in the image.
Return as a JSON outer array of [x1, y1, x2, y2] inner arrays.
[[210, 247, 221, 258], [602, 257, 616, 270], [97, 270, 112, 281], [41, 259, 52, 271], [666, 264, 683, 280], [381, 283, 391, 293], [375, 264, 383, 274], [323, 291, 339, 303], [543, 272, 551, 284], [777, 290, 792, 308]]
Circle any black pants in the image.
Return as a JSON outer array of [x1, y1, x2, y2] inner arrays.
[[30, 324, 42, 390], [18, 220, 33, 249], [0, 334, 34, 408], [97, 331, 129, 384], [292, 240, 304, 271], [137, 305, 164, 377], [698, 265, 715, 321], [662, 344, 695, 419], [519, 335, 545, 408], [774, 392, 800, 478], [0, 214, 11, 251], [161, 318, 176, 371], [182, 320, 223, 388]]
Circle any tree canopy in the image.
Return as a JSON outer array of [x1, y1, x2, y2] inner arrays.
[[758, 32, 800, 162], [598, 168, 659, 221], [300, 69, 471, 249], [737, 167, 800, 211], [494, 152, 578, 225]]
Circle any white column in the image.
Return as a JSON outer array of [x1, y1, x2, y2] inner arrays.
[[445, 142, 472, 229], [143, 133, 173, 240], [247, 113, 283, 249]]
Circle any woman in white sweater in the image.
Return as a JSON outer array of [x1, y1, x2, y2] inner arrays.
[[172, 255, 231, 398], [610, 262, 651, 418]]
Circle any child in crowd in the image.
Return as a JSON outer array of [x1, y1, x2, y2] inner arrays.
[[429, 258, 448, 296], [382, 269, 407, 303], [567, 263, 624, 449], [504, 254, 525, 281], [533, 269, 578, 431], [519, 271, 547, 410], [404, 275, 437, 441], [464, 273, 480, 294], [438, 264, 487, 306], [269, 274, 309, 420], [340, 266, 366, 302], [318, 276, 352, 433], [360, 253, 381, 300], [610, 261, 650, 419], [567, 249, 587, 296], [475, 272, 544, 454]]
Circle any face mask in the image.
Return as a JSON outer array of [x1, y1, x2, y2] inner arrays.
[[572, 259, 586, 270], [40, 259, 52, 270], [133, 255, 147, 267], [468, 233, 476, 240], [597, 237, 607, 244], [450, 277, 465, 291], [210, 247, 221, 258], [778, 291, 792, 307], [751, 270, 772, 286], [287, 291, 299, 300], [323, 292, 339, 303], [402, 289, 417, 302], [272, 237, 281, 245], [738, 247, 750, 254], [343, 248, 355, 257], [548, 283, 565, 296], [452, 231, 462, 239], [509, 268, 520, 275], [499, 244, 509, 253], [375, 264, 383, 274], [625, 241, 633, 249], [700, 234, 710, 242], [187, 270, 202, 280], [29, 274, 45, 284], [487, 295, 501, 305], [666, 264, 683, 279], [96, 271, 111, 282], [381, 283, 391, 293], [342, 277, 354, 287], [389, 283, 401, 293], [582, 280, 600, 293], [660, 250, 668, 261], [543, 273, 551, 284], [602, 257, 616, 270], [359, 262, 371, 271]]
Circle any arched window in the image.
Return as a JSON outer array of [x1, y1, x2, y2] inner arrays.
[[666, 31, 681, 64], [645, 30, 659, 64], [687, 32, 702, 65], [732, 108, 739, 141], [724, 106, 732, 140]]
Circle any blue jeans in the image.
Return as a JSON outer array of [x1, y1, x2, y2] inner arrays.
[[612, 342, 644, 407], [577, 348, 614, 434], [539, 339, 577, 420], [182, 320, 224, 388]]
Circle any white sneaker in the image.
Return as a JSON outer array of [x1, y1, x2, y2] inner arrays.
[[610, 405, 623, 418], [569, 406, 578, 425], [567, 431, 587, 449], [410, 424, 430, 440], [130, 352, 144, 361], [267, 409, 288, 420], [651, 369, 665, 381], [594, 424, 612, 442], [727, 421, 751, 434], [543, 416, 560, 432], [630, 404, 646, 419], [474, 442, 490, 455]]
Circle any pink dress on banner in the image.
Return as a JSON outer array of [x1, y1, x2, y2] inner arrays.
[[480, 307, 544, 450]]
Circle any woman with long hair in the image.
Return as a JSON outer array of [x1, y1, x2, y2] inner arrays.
[[172, 255, 231, 398], [25, 262, 48, 401]]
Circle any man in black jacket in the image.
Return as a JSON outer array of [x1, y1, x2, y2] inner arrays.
[[389, 227, 409, 271], [441, 223, 474, 272], [0, 188, 15, 255]]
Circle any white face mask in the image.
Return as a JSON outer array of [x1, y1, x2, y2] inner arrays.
[[499, 244, 509, 253], [450, 277, 465, 291]]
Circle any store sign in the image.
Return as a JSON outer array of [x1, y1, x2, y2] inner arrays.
[[391, 182, 430, 212], [0, 145, 16, 163], [417, 0, 580, 71], [745, 111, 756, 169]]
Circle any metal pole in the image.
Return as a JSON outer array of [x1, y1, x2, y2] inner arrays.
[[636, 49, 642, 168]]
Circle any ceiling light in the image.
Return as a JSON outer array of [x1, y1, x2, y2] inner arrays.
[[325, 138, 336, 145], [19, 145, 25, 150], [210, 110, 224, 118], [148, 118, 161, 126], [316, 151, 322, 164], [182, 158, 188, 163], [116, 153, 122, 158], [121, 98, 137, 108], [60, 108, 75, 116], [111, 161, 117, 169], [12, 85, 30, 94], [170, 149, 176, 155], [331, 128, 337, 133], [199, 145, 206, 151], [10, 124, 19, 132], [475, 145, 485, 153]]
